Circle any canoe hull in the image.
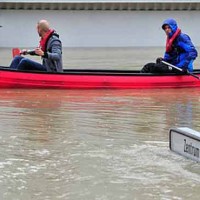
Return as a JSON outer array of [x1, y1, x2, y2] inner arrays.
[[0, 67, 200, 89]]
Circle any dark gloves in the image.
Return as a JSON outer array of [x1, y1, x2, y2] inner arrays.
[[182, 67, 188, 74], [180, 61, 190, 73], [156, 57, 163, 64], [181, 62, 189, 74]]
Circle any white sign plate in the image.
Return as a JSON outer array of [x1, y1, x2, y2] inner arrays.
[[169, 127, 200, 162]]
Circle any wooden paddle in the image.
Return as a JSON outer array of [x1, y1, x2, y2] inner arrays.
[[162, 60, 200, 80]]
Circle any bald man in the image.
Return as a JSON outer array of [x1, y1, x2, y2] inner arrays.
[[10, 19, 63, 72]]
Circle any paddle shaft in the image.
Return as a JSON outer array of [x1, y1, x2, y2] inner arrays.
[[161, 60, 200, 80], [12, 48, 35, 58]]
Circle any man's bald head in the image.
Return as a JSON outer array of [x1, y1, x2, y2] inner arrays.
[[37, 20, 50, 31], [37, 19, 51, 37]]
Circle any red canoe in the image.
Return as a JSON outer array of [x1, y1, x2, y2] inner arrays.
[[0, 66, 200, 89]]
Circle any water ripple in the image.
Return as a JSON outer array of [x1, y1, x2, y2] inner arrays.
[[1, 88, 200, 199]]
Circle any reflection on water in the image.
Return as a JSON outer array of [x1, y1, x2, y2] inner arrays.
[[0, 88, 200, 199]]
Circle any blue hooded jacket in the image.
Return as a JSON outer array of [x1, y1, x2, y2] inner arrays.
[[162, 18, 198, 72]]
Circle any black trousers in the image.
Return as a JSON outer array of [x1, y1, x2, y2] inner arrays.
[[140, 62, 179, 73]]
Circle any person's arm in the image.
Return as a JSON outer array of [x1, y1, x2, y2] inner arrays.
[[176, 34, 197, 69], [163, 52, 176, 63], [43, 39, 62, 61]]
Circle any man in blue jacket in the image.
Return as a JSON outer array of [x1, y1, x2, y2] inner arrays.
[[141, 18, 198, 73], [10, 19, 63, 72]]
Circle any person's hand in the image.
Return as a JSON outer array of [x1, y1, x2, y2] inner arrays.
[[182, 68, 189, 74], [156, 57, 163, 64], [20, 49, 28, 55], [182, 67, 188, 74], [35, 48, 44, 57]]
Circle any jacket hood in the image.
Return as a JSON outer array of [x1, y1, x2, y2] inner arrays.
[[162, 18, 178, 34], [52, 31, 59, 38]]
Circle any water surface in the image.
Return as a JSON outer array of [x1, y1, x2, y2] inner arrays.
[[0, 88, 200, 200]]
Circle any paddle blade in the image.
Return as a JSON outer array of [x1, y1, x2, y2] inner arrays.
[[12, 48, 21, 58]]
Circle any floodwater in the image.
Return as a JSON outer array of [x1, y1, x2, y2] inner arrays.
[[1, 48, 200, 200]]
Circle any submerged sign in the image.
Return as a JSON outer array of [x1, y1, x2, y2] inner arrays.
[[169, 127, 200, 162], [184, 139, 199, 158]]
